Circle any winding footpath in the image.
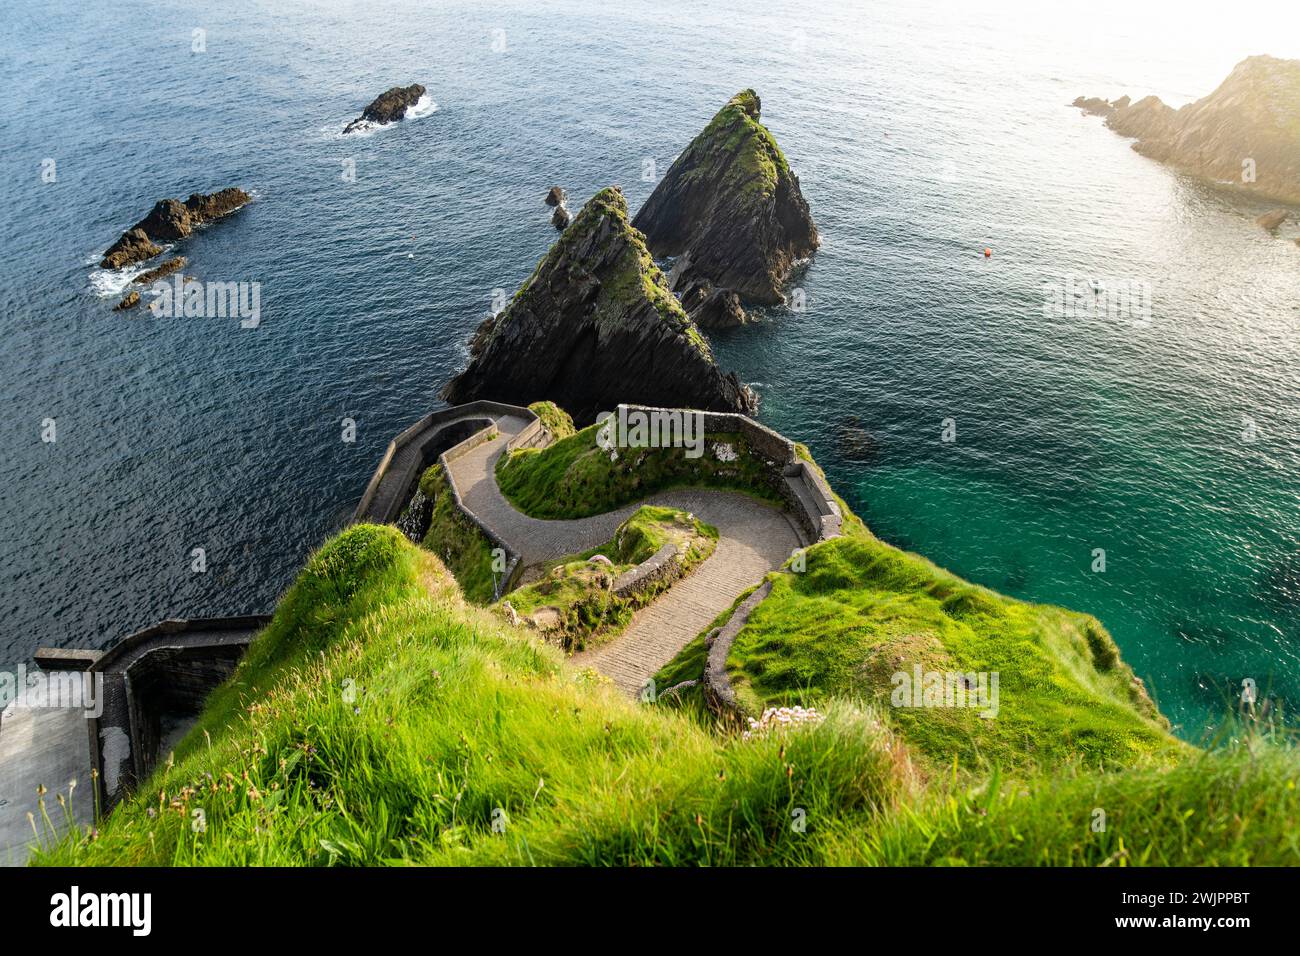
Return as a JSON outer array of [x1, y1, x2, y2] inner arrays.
[[445, 416, 802, 695]]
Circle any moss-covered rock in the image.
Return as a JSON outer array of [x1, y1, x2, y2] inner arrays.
[[633, 90, 818, 307], [441, 187, 756, 425]]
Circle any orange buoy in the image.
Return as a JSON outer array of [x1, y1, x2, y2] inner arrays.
[[983, 247, 992, 258]]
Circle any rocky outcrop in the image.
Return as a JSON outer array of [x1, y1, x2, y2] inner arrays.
[[344, 84, 426, 134], [133, 256, 187, 285], [1257, 209, 1289, 230], [673, 263, 748, 329], [441, 187, 757, 425], [632, 90, 818, 306], [1074, 56, 1300, 205], [545, 186, 567, 207], [99, 188, 251, 269], [113, 291, 141, 311], [551, 203, 571, 230], [101, 229, 162, 270]]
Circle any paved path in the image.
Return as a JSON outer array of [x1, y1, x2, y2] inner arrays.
[[445, 418, 801, 695]]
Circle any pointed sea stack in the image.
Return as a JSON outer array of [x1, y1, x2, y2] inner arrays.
[[441, 187, 756, 425], [632, 90, 818, 307]]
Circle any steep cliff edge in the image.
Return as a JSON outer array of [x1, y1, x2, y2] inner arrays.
[[632, 90, 818, 309], [1074, 55, 1300, 205], [440, 187, 756, 425]]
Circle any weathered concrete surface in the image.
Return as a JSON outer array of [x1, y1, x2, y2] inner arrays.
[[0, 700, 94, 866]]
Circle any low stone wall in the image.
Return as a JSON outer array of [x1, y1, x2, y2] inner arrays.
[[612, 542, 682, 598], [617, 404, 841, 545], [703, 579, 774, 717]]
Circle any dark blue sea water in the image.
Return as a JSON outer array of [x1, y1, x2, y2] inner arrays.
[[2, 0, 1298, 738]]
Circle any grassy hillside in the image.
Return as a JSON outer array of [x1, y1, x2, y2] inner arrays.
[[496, 419, 781, 519], [29, 524, 1299, 866]]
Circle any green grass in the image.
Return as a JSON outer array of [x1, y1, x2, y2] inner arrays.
[[690, 525, 1182, 774], [504, 506, 717, 651], [415, 465, 499, 603], [28, 525, 1300, 866], [527, 401, 575, 441], [496, 420, 782, 519]]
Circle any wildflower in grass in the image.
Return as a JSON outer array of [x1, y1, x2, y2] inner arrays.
[[742, 705, 825, 740]]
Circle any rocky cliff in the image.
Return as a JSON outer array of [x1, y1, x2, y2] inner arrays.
[[1074, 56, 1300, 205], [632, 90, 818, 309], [100, 188, 251, 269], [440, 187, 756, 425]]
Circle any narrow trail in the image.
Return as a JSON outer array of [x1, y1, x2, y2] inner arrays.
[[445, 418, 801, 695]]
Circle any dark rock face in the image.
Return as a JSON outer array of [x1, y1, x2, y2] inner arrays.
[[441, 187, 756, 425], [545, 186, 567, 207], [551, 203, 572, 230], [101, 228, 162, 270], [344, 84, 426, 133], [1075, 56, 1300, 205], [632, 90, 818, 306], [133, 256, 188, 285], [672, 258, 749, 329], [113, 291, 141, 311], [99, 188, 251, 269]]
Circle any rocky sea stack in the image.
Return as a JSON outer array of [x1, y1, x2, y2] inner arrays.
[[632, 89, 818, 313], [100, 188, 251, 269], [1073, 55, 1300, 205], [344, 84, 426, 134], [441, 187, 756, 424]]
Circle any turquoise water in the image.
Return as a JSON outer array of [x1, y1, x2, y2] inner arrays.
[[1, 0, 1297, 738]]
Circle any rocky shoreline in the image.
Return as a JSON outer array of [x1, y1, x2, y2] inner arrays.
[[1073, 55, 1300, 208]]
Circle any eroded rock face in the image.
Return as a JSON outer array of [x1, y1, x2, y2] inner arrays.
[[441, 186, 756, 425], [133, 256, 188, 285], [99, 188, 251, 269], [632, 90, 818, 306], [1075, 56, 1300, 205], [101, 229, 162, 270], [344, 84, 426, 133]]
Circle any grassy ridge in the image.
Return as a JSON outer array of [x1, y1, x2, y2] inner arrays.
[[415, 464, 498, 603], [30, 524, 1299, 866]]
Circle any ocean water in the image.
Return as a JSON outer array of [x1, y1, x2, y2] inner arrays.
[[2, 0, 1298, 738]]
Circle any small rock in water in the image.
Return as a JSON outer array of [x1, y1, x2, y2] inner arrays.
[[544, 186, 567, 207], [552, 204, 571, 230], [113, 290, 141, 312]]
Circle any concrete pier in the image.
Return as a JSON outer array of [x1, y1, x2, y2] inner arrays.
[[0, 696, 94, 866]]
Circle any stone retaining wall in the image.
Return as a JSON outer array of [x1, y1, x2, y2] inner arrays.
[[612, 541, 682, 598], [703, 579, 774, 717], [617, 404, 841, 544]]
